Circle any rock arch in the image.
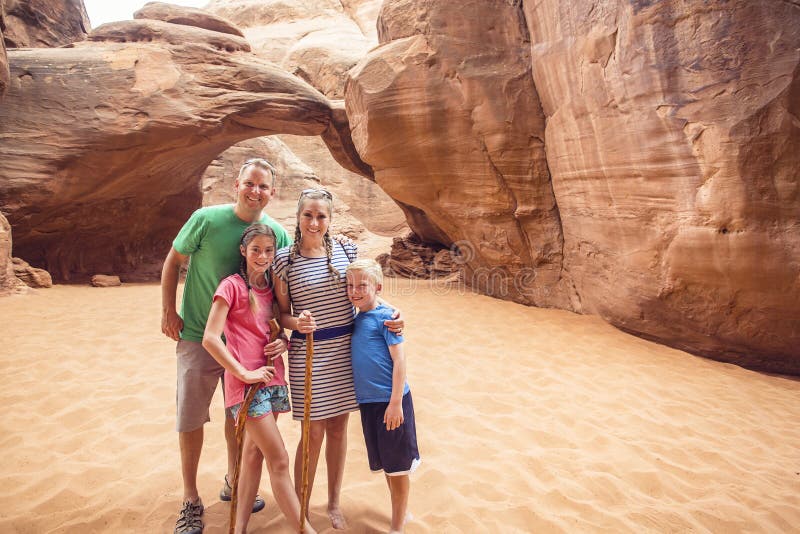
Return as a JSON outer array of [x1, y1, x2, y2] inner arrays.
[[0, 16, 371, 281]]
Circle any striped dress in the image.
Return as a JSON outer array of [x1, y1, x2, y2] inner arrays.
[[273, 242, 359, 421]]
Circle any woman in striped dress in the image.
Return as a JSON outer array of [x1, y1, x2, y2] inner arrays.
[[273, 189, 403, 529]]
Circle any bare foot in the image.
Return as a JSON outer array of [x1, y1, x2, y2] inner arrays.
[[327, 505, 348, 530]]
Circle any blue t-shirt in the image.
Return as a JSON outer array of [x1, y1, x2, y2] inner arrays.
[[351, 303, 408, 403]]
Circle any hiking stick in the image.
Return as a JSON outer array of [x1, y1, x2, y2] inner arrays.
[[300, 331, 314, 533], [229, 319, 283, 534]]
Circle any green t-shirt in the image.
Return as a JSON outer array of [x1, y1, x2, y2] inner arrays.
[[173, 204, 292, 342]]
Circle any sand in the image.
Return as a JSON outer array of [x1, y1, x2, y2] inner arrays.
[[1, 280, 799, 533]]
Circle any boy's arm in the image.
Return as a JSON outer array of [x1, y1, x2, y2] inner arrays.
[[202, 297, 274, 384], [161, 247, 188, 341], [384, 341, 406, 431]]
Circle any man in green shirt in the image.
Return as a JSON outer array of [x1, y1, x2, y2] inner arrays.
[[161, 159, 291, 534]]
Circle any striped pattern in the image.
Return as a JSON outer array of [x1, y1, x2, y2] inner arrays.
[[274, 242, 358, 420]]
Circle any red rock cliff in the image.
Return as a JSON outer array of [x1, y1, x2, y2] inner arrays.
[[346, 0, 800, 373]]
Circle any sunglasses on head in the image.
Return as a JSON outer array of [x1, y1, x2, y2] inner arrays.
[[299, 188, 333, 200]]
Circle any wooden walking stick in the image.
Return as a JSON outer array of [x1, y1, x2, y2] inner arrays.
[[228, 319, 283, 534], [300, 330, 314, 533]]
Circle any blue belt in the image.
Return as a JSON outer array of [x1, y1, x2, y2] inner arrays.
[[291, 324, 353, 341]]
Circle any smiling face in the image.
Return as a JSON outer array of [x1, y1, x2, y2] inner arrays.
[[240, 234, 276, 280], [346, 269, 381, 311], [298, 198, 331, 240], [234, 166, 275, 213]]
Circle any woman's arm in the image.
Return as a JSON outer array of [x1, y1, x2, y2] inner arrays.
[[202, 297, 274, 384], [273, 271, 317, 333]]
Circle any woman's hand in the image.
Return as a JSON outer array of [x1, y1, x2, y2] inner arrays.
[[240, 366, 275, 384], [296, 310, 317, 334], [384, 308, 404, 336]]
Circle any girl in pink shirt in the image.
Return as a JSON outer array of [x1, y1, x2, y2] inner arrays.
[[203, 224, 316, 534]]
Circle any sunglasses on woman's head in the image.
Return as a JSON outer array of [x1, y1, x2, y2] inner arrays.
[[299, 188, 333, 200]]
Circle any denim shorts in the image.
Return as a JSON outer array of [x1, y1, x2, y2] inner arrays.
[[231, 385, 290, 420]]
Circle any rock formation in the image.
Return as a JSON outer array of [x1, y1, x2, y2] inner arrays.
[[134, 2, 244, 37], [0, 213, 27, 295], [1, 6, 8, 98], [1, 0, 88, 47], [0, 10, 371, 282], [347, 0, 568, 310], [13, 257, 52, 288], [203, 0, 405, 237], [346, 0, 800, 373]]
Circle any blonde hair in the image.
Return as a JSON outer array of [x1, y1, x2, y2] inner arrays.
[[346, 259, 383, 285], [238, 158, 277, 186], [287, 189, 339, 281]]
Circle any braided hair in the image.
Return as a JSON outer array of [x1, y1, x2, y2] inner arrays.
[[239, 223, 277, 315], [287, 189, 340, 283]]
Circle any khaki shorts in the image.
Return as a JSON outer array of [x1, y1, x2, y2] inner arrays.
[[176, 340, 227, 432]]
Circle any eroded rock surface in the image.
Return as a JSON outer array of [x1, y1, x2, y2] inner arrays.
[[347, 0, 568, 310], [347, 0, 800, 373], [13, 257, 52, 288], [134, 2, 244, 37], [204, 0, 405, 237], [2, 0, 88, 47], [0, 214, 29, 295], [0, 13, 370, 282], [206, 0, 379, 99]]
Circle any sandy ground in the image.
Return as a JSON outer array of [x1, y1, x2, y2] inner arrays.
[[1, 280, 799, 533]]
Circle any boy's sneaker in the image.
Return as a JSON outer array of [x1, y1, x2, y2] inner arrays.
[[220, 475, 266, 513], [174, 499, 203, 534]]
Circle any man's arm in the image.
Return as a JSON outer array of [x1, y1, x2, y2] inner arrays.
[[161, 246, 188, 341]]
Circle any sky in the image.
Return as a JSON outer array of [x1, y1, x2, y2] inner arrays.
[[83, 0, 207, 28]]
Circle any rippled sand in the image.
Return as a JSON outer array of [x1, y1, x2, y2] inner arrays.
[[1, 281, 798, 533]]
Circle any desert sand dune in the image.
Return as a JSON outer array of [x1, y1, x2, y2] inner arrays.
[[0, 281, 798, 533]]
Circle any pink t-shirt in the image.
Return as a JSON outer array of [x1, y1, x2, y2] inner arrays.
[[213, 274, 287, 408]]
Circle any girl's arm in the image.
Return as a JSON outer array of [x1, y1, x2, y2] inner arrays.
[[202, 297, 274, 384], [273, 271, 316, 333], [383, 342, 406, 431]]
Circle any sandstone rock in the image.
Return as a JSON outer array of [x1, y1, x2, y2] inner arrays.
[[0, 213, 28, 295], [12, 257, 53, 288], [0, 16, 371, 283], [88, 19, 250, 52], [203, 0, 405, 237], [522, 0, 800, 373], [346, 0, 800, 374], [1, 13, 8, 98], [206, 0, 379, 99], [347, 0, 567, 309], [2, 0, 88, 47], [134, 2, 244, 37], [91, 274, 121, 287], [377, 233, 459, 280]]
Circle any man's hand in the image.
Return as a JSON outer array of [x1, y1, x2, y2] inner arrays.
[[264, 337, 288, 360], [384, 400, 404, 431], [331, 233, 355, 247], [161, 308, 184, 341]]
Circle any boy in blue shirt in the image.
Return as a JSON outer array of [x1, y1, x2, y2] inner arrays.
[[346, 259, 420, 534]]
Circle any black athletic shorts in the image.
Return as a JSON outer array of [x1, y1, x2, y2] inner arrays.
[[359, 391, 421, 475]]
